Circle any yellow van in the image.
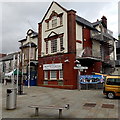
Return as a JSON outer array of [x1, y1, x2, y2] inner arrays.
[[103, 75, 120, 99]]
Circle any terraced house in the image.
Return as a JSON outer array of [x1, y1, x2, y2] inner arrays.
[[37, 1, 116, 89]]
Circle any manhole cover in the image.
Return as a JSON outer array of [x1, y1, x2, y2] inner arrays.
[[102, 104, 114, 109], [83, 103, 96, 107]]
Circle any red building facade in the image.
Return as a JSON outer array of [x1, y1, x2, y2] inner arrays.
[[38, 2, 115, 89]]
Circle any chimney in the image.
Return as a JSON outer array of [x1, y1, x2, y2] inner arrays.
[[101, 16, 107, 28]]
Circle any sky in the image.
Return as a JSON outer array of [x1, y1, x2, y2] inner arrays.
[[0, 0, 119, 54]]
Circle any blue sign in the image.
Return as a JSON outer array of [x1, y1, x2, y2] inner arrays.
[[80, 75, 104, 83]]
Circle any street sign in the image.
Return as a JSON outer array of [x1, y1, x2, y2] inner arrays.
[[74, 66, 88, 70]]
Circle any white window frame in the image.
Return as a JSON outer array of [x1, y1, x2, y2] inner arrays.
[[52, 16, 57, 28], [51, 39, 57, 53], [44, 71, 48, 80], [50, 71, 57, 80], [59, 70, 63, 80]]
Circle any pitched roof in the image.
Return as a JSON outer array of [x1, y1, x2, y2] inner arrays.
[[20, 42, 37, 49], [92, 20, 101, 27], [0, 52, 19, 62], [40, 1, 68, 24], [76, 15, 95, 29]]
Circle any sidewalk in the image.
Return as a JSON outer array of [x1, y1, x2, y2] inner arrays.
[[1, 83, 119, 119]]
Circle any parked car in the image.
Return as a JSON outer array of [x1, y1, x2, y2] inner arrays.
[[103, 75, 120, 99]]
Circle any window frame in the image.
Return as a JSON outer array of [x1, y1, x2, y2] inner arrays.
[[44, 71, 48, 80], [59, 70, 63, 80], [52, 16, 57, 28], [50, 71, 57, 80], [51, 39, 57, 53]]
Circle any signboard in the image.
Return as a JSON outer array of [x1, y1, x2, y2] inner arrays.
[[43, 63, 62, 70], [74, 66, 88, 70], [80, 75, 104, 83]]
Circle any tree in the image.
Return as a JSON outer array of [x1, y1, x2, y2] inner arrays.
[[118, 34, 120, 40]]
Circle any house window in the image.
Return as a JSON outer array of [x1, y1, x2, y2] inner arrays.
[[47, 22, 49, 29], [52, 16, 57, 28], [46, 41, 48, 54], [60, 16, 63, 25], [44, 71, 48, 80], [60, 37, 64, 51], [50, 71, 57, 79], [59, 70, 63, 79], [51, 39, 57, 53]]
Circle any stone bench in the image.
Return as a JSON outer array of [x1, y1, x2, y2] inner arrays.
[[28, 104, 70, 118]]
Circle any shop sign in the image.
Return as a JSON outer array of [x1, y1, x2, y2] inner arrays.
[[43, 63, 62, 70]]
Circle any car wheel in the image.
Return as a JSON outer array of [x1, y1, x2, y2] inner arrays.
[[107, 92, 115, 99]]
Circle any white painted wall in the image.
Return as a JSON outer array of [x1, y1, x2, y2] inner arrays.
[[41, 2, 68, 56], [76, 23, 83, 57]]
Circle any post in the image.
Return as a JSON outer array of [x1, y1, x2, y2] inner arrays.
[[28, 41, 31, 88], [12, 55, 15, 88], [35, 107, 39, 116], [59, 108, 62, 119], [78, 69, 81, 90], [16, 54, 19, 92]]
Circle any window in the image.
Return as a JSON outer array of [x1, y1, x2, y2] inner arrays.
[[52, 16, 57, 28], [46, 41, 48, 54], [51, 39, 57, 53], [60, 16, 63, 25], [44, 71, 48, 80], [106, 78, 120, 85], [47, 22, 49, 29], [50, 71, 57, 79], [59, 70, 63, 79], [60, 37, 64, 51]]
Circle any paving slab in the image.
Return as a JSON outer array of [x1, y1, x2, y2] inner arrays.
[[1, 83, 119, 119]]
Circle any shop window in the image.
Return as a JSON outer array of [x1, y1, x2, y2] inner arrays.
[[52, 16, 57, 28], [50, 71, 57, 79], [46, 41, 48, 54], [51, 39, 57, 53], [44, 71, 48, 80], [60, 37, 64, 51], [59, 70, 63, 79]]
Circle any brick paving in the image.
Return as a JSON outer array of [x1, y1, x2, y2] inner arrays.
[[1, 83, 119, 119]]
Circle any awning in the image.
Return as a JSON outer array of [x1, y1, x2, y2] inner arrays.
[[5, 69, 22, 76]]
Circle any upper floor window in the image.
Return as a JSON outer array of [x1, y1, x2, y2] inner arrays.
[[46, 41, 48, 54], [60, 16, 63, 25], [60, 37, 64, 51], [51, 39, 57, 53], [52, 16, 57, 28], [47, 22, 49, 29]]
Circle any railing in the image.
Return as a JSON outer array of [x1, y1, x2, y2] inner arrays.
[[76, 47, 101, 59], [91, 30, 113, 43]]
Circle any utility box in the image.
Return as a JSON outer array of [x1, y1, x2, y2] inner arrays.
[[6, 88, 17, 110]]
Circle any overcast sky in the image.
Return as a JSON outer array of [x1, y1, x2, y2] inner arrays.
[[1, 0, 119, 54]]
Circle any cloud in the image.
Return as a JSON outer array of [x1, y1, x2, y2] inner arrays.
[[1, 1, 118, 53]]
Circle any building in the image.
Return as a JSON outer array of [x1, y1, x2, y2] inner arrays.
[[19, 29, 38, 85], [0, 52, 20, 82], [114, 40, 120, 74], [37, 1, 116, 89]]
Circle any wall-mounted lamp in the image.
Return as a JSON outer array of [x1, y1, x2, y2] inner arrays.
[[74, 60, 80, 63], [64, 59, 70, 63]]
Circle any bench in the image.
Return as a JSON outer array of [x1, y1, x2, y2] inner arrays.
[[28, 104, 69, 118]]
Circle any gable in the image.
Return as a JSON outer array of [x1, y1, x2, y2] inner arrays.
[[41, 1, 67, 23]]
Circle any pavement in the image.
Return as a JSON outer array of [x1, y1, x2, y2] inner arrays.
[[1, 83, 120, 119]]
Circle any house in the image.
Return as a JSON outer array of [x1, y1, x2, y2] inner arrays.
[[113, 40, 120, 74], [0, 52, 20, 82], [37, 1, 116, 89], [18, 29, 38, 85]]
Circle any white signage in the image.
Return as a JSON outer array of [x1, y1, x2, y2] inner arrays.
[[43, 63, 62, 70], [74, 66, 88, 70]]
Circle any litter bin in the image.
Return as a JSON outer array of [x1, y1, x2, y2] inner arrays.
[[6, 88, 17, 110]]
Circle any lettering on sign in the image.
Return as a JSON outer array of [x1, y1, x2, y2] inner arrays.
[[43, 63, 62, 70]]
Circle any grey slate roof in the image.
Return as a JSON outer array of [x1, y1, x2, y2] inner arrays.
[[20, 42, 37, 49], [92, 20, 101, 27], [0, 52, 19, 62], [76, 15, 95, 29]]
